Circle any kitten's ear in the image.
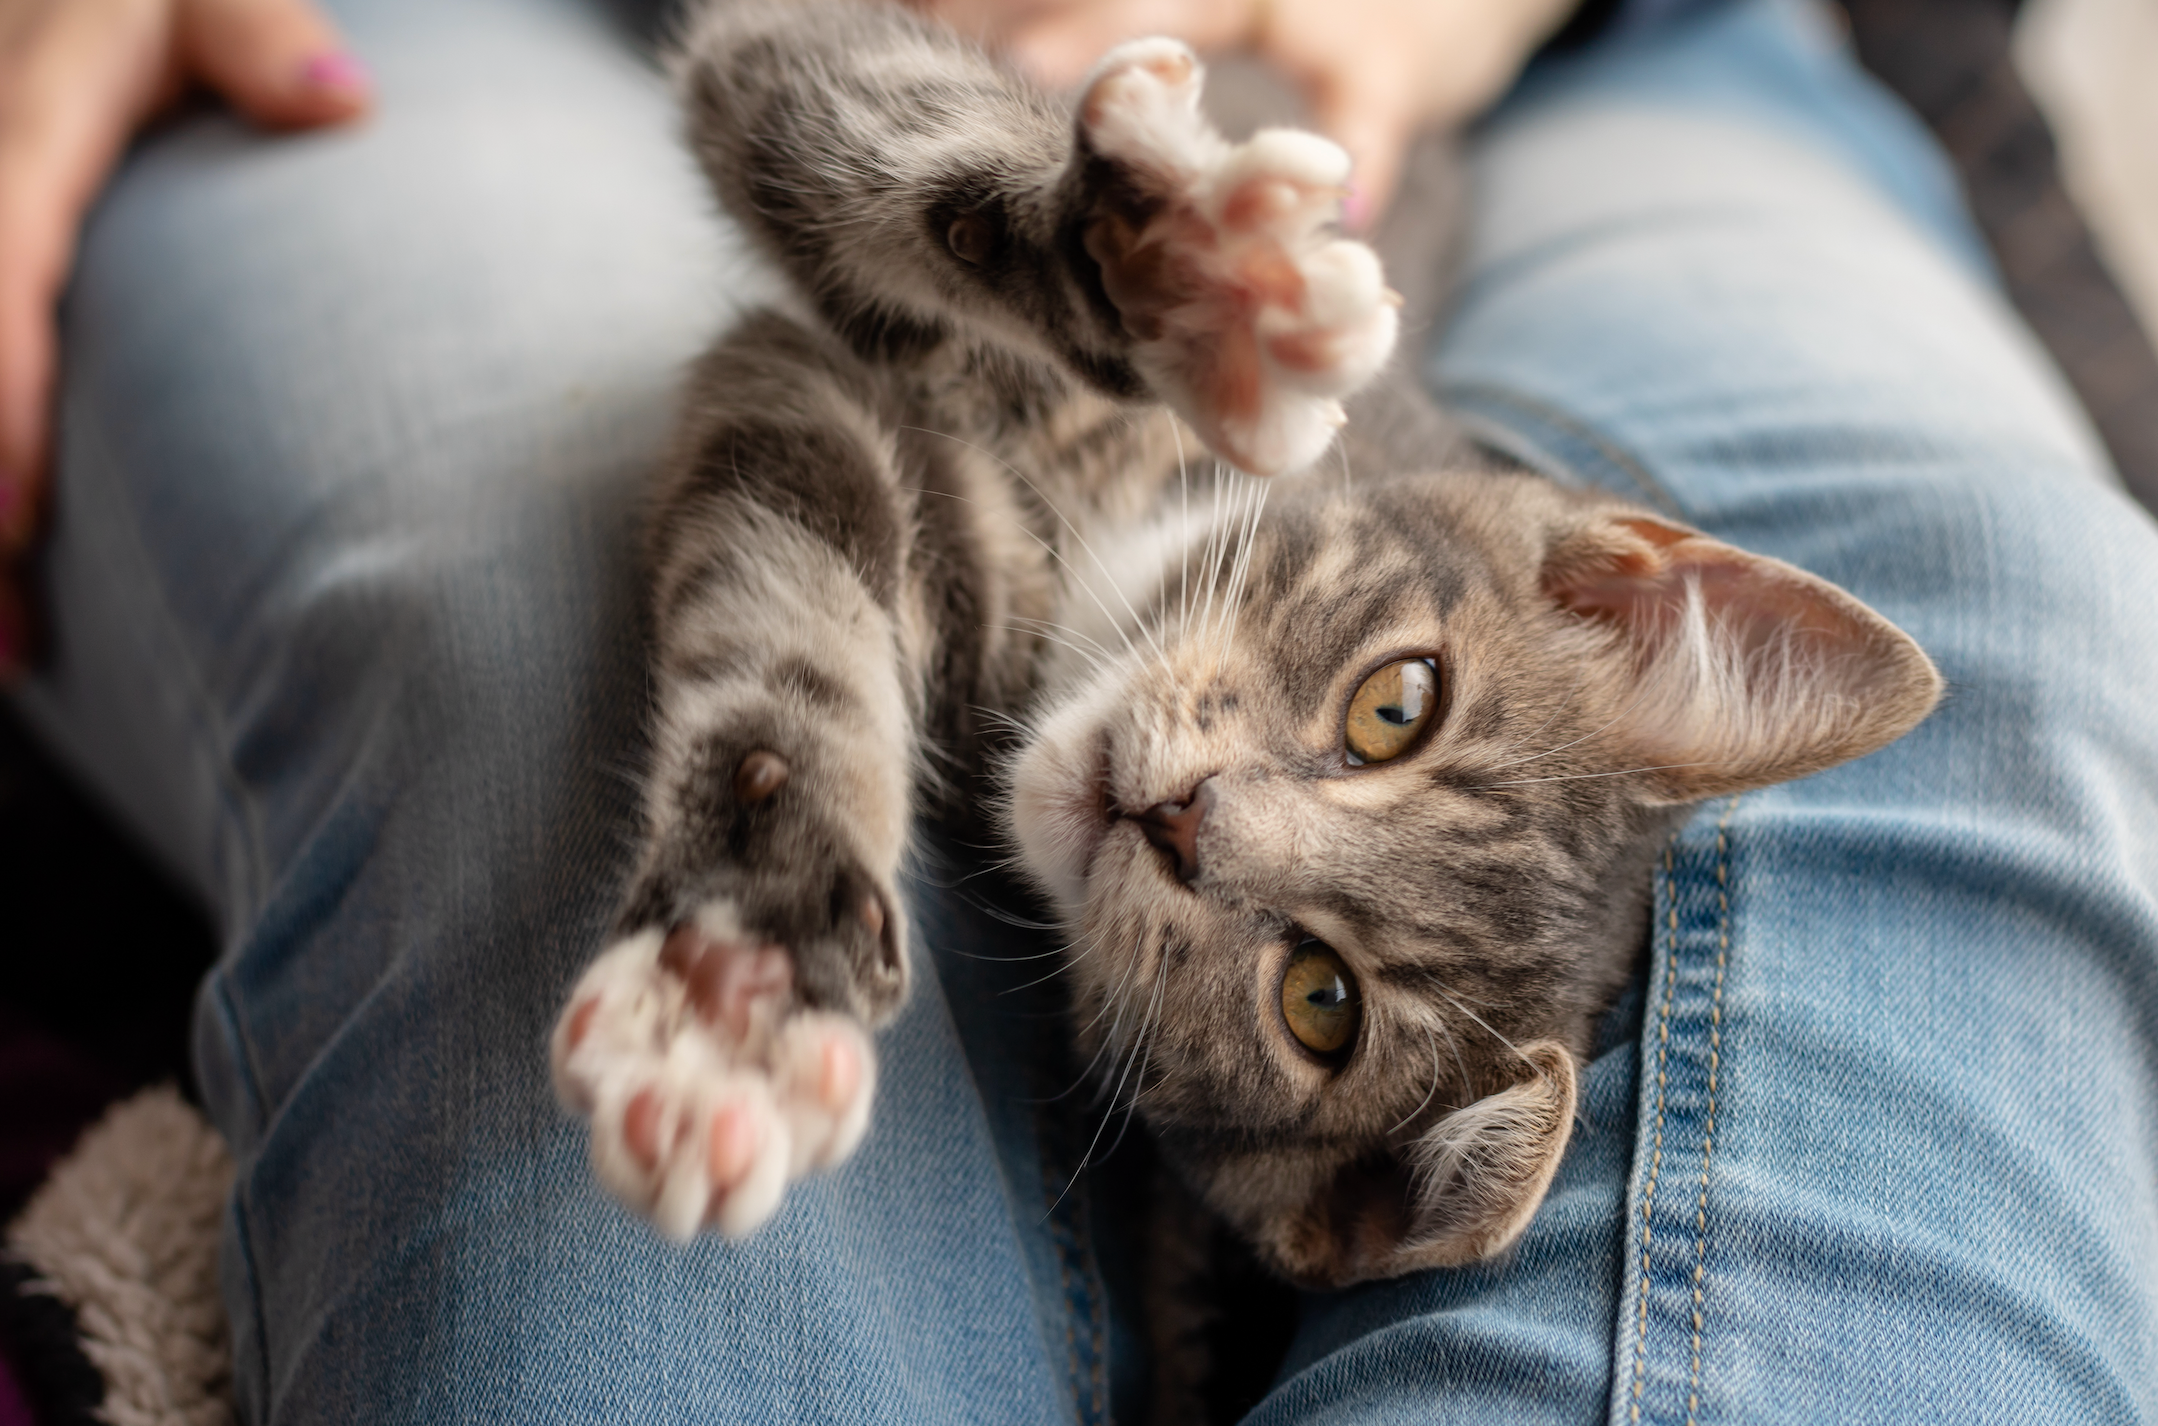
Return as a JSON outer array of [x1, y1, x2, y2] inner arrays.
[[1255, 1040, 1578, 1286], [1395, 1039, 1578, 1271], [1541, 512, 1942, 802]]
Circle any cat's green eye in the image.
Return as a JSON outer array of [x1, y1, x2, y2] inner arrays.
[[1344, 657, 1438, 764], [1281, 941, 1360, 1057]]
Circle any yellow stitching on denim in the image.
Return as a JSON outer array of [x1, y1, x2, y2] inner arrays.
[[1629, 842, 1683, 1422], [1682, 797, 1740, 1426]]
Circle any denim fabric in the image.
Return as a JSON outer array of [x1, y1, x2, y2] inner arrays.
[[29, 1, 1116, 1419], [14, 0, 2158, 1420], [1250, 3, 2158, 1423]]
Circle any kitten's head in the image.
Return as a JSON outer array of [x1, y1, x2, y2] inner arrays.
[[1007, 468, 1940, 1287]]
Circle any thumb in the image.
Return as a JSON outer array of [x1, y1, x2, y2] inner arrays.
[[179, 0, 372, 131], [1308, 82, 1413, 233]]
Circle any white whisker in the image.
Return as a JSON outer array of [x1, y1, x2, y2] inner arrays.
[[1172, 413, 1192, 636], [1481, 761, 1712, 787], [1097, 947, 1172, 1160], [1485, 642, 1706, 772], [1481, 665, 1593, 768], [1388, 1022, 1446, 1135], [1431, 987, 1537, 1074], [907, 477, 1140, 662], [994, 618, 1114, 670], [1194, 463, 1227, 644], [901, 425, 1164, 662], [1000, 927, 1112, 997]]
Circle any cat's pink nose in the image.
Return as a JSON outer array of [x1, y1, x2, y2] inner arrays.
[[1135, 778, 1214, 884]]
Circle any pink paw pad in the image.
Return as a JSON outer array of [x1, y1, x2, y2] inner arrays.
[[1078, 39, 1398, 477], [659, 923, 792, 1044], [550, 908, 879, 1241]]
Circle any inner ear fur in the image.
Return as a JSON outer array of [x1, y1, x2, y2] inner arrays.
[[1541, 511, 1943, 803], [1258, 1040, 1579, 1288], [1399, 1038, 1578, 1270]]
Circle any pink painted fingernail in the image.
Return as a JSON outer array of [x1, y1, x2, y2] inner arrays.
[[301, 52, 370, 92]]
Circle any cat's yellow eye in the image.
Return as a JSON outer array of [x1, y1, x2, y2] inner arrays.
[[1344, 657, 1438, 764], [1281, 941, 1360, 1057]]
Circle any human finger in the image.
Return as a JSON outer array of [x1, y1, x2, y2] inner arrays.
[[1003, 0, 1249, 89], [0, 0, 177, 544], [179, 0, 371, 130], [1304, 74, 1416, 231], [0, 220, 57, 548]]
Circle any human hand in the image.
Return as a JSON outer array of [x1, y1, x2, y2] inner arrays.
[[918, 0, 1577, 229], [0, 0, 371, 673]]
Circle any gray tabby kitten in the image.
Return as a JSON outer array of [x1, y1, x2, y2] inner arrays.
[[550, 0, 1941, 1289]]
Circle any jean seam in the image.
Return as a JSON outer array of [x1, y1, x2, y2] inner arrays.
[[227, 1171, 272, 1417], [1627, 840, 1684, 1424], [1682, 798, 1740, 1426], [209, 969, 269, 1169], [71, 415, 275, 1133], [1432, 380, 1687, 518]]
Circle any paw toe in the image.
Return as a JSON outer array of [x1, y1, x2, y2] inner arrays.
[[774, 1014, 877, 1175], [1081, 39, 1215, 178], [551, 928, 670, 1113], [624, 1086, 667, 1173], [704, 1088, 793, 1238], [706, 1096, 761, 1187], [1217, 130, 1351, 218]]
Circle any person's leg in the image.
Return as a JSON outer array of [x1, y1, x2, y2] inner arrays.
[[1246, 0, 2158, 1421], [15, 0, 1124, 1419]]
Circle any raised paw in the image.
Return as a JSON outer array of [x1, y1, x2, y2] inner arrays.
[[551, 909, 877, 1241], [1077, 39, 1398, 476]]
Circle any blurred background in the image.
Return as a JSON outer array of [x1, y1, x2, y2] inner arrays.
[[2020, 0, 2157, 343], [0, 0, 2153, 1412]]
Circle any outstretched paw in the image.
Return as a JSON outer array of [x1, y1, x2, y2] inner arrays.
[[1078, 39, 1398, 476], [552, 909, 875, 1241]]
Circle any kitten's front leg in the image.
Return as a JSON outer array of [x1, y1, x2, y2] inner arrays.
[[676, 3, 1394, 476], [552, 324, 915, 1240]]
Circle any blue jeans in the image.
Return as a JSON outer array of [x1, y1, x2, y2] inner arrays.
[[16, 0, 2158, 1419]]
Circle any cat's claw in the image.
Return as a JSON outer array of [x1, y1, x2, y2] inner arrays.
[[551, 913, 875, 1241], [1078, 38, 1398, 476]]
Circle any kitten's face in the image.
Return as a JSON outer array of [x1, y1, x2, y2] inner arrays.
[[1008, 468, 1940, 1286]]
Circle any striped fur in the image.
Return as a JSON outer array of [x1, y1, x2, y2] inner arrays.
[[553, 0, 1943, 1283]]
